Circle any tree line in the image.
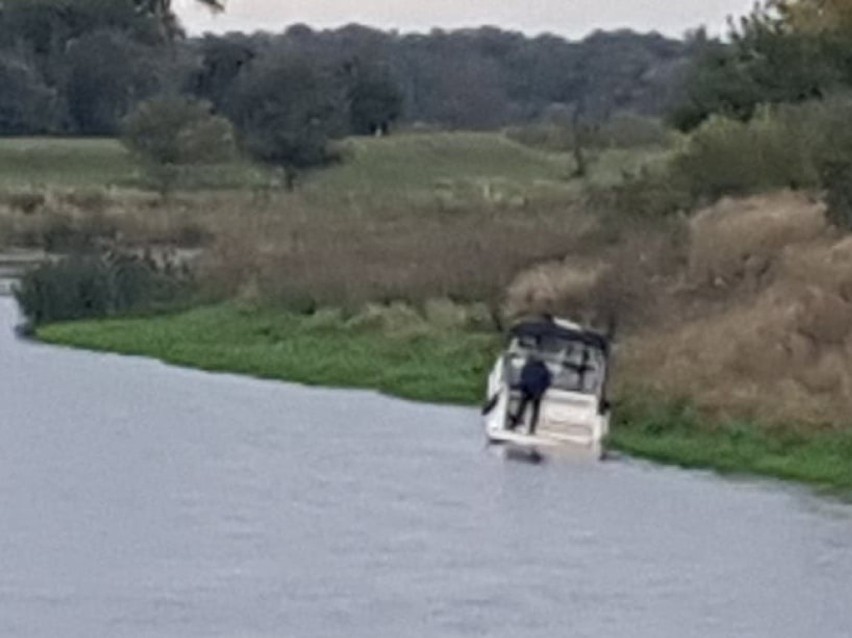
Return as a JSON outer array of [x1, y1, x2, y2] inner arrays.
[[0, 0, 705, 168]]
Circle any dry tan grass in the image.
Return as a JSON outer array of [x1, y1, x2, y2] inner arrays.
[[504, 218, 686, 331], [504, 259, 605, 321], [618, 282, 852, 427], [502, 190, 852, 428], [202, 197, 595, 312], [0, 188, 214, 250], [615, 192, 852, 427], [0, 186, 597, 316], [686, 191, 827, 289]]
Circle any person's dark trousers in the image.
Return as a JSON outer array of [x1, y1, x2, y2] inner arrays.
[[528, 397, 543, 435], [511, 393, 543, 434]]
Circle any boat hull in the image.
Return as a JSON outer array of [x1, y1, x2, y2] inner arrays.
[[485, 423, 606, 460]]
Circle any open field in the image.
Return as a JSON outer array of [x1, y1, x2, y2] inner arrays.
[[309, 133, 669, 209], [307, 133, 579, 208], [0, 137, 273, 191], [0, 133, 665, 207], [0, 138, 137, 188]]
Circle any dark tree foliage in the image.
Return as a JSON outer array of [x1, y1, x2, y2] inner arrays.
[[205, 25, 698, 131], [132, 0, 224, 40], [670, 4, 847, 130], [0, 52, 57, 134], [228, 53, 345, 173], [188, 34, 256, 112], [64, 30, 165, 134], [122, 96, 236, 165], [345, 61, 403, 135], [15, 253, 188, 325], [0, 3, 702, 168], [0, 0, 164, 52]]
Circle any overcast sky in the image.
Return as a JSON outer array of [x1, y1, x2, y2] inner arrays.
[[174, 0, 757, 40]]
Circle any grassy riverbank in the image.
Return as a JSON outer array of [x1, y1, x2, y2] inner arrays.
[[38, 304, 500, 405], [38, 304, 852, 495]]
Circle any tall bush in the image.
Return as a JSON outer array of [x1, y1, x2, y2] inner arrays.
[[672, 109, 820, 200], [15, 253, 190, 326], [122, 96, 237, 166], [227, 54, 345, 185], [589, 97, 852, 218]]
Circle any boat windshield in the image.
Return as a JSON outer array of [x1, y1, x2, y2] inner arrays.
[[508, 336, 606, 395]]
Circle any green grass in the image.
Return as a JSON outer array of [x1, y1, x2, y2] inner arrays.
[[320, 133, 572, 189], [0, 137, 276, 191], [38, 304, 500, 405], [302, 133, 573, 209], [611, 401, 852, 495], [304, 133, 666, 208], [38, 303, 852, 495], [1, 133, 573, 194], [0, 133, 664, 206], [0, 138, 137, 187]]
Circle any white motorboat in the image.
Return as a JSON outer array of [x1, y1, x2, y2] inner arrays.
[[482, 316, 612, 459]]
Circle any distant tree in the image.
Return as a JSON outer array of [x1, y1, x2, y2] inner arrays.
[[229, 53, 345, 187], [670, 1, 846, 130], [419, 52, 509, 129], [0, 8, 703, 137], [0, 0, 225, 53], [63, 29, 164, 134], [133, 0, 225, 41], [0, 0, 164, 51], [345, 61, 403, 135], [122, 95, 236, 165], [189, 34, 256, 111], [0, 52, 57, 134], [122, 95, 237, 193]]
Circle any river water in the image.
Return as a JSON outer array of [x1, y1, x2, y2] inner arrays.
[[1, 298, 851, 638]]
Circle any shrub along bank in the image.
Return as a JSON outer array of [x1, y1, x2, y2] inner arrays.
[[15, 252, 192, 325]]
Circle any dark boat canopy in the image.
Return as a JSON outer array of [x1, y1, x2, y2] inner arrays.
[[509, 317, 610, 355]]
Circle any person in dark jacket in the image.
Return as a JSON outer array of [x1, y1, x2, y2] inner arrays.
[[509, 356, 553, 435]]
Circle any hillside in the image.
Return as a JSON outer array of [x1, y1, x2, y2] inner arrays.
[[303, 133, 667, 210], [0, 138, 134, 188]]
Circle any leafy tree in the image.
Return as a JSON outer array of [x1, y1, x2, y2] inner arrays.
[[0, 9, 704, 136], [122, 95, 236, 165], [189, 34, 256, 111], [345, 61, 403, 135], [0, 52, 57, 134], [419, 52, 508, 129], [670, 1, 852, 130], [133, 0, 225, 41], [63, 29, 164, 134], [229, 53, 344, 185], [0, 0, 164, 51], [0, 0, 224, 52]]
